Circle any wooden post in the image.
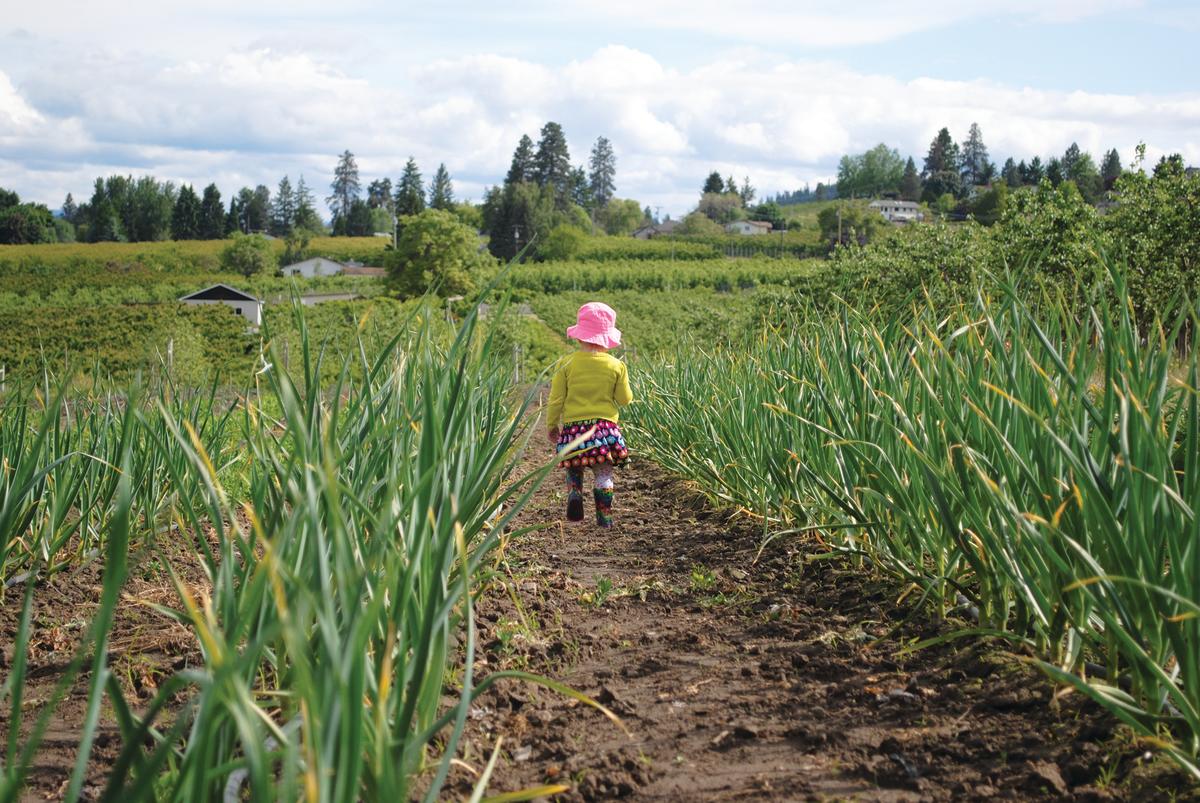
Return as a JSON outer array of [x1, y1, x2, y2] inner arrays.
[[167, 338, 174, 376], [0, 364, 5, 395]]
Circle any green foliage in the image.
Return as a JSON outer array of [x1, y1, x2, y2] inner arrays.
[[386, 209, 494, 298], [502, 257, 825, 296], [817, 201, 883, 245], [599, 198, 644, 236], [837, 143, 906, 198], [1107, 162, 1200, 322], [529, 288, 764, 355], [0, 203, 56, 245], [696, 192, 744, 224], [678, 211, 724, 236], [538, 224, 588, 261], [220, 232, 276, 278]]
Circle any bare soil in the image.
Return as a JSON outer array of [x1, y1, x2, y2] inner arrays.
[[448, 455, 1197, 802]]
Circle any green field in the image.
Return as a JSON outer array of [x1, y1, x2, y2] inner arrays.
[[3, 167, 1200, 798]]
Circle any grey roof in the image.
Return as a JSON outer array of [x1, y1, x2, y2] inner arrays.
[[179, 283, 261, 302]]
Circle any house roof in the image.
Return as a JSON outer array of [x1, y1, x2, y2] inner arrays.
[[179, 283, 261, 303], [869, 200, 920, 209]]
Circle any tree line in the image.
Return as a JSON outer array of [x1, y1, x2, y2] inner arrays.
[[479, 123, 650, 260], [807, 124, 1139, 208]]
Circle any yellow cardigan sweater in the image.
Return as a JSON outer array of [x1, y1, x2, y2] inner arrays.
[[546, 351, 634, 431]]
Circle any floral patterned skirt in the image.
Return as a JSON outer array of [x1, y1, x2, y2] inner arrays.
[[556, 419, 630, 469]]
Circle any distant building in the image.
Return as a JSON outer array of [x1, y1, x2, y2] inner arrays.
[[632, 220, 682, 239], [179, 284, 263, 328], [869, 199, 924, 223], [725, 220, 772, 235]]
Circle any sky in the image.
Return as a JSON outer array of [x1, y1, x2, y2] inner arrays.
[[1, 0, 1197, 220]]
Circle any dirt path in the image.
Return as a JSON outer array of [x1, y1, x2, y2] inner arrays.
[[454, 454, 1186, 801]]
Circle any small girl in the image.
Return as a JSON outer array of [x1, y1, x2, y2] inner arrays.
[[546, 302, 634, 527]]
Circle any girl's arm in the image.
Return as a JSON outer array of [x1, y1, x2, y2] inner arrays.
[[614, 360, 633, 407], [547, 360, 567, 435]]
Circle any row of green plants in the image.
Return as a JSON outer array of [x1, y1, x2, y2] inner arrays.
[[528, 288, 765, 356], [628, 263, 1200, 778], [1, 302, 587, 800], [502, 256, 826, 295], [0, 296, 428, 382], [0, 236, 390, 272]]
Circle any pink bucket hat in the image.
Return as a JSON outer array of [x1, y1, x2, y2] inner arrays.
[[566, 302, 622, 349]]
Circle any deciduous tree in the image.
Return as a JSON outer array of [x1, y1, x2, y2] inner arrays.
[[386, 208, 494, 297]]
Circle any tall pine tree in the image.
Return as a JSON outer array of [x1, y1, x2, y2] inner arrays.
[[960, 122, 990, 188], [327, 150, 361, 229], [198, 184, 225, 239], [899, 157, 922, 201], [429, 164, 454, 210], [1101, 148, 1123, 190], [394, 158, 426, 217], [171, 184, 201, 240], [271, 176, 296, 236], [506, 135, 535, 185], [587, 136, 616, 208], [533, 122, 572, 200], [294, 176, 321, 232]]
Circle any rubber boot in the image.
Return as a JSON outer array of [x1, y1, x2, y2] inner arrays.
[[593, 487, 614, 528]]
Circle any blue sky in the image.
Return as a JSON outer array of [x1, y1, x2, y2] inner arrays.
[[1, 1, 1196, 218]]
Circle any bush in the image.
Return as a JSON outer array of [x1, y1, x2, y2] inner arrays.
[[220, 233, 276, 277], [538, 225, 587, 261]]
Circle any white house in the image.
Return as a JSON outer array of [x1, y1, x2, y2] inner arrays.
[[725, 220, 772, 236], [281, 256, 347, 278], [179, 284, 263, 328], [869, 200, 924, 223]]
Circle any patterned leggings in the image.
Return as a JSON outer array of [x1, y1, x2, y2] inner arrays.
[[566, 464, 615, 527]]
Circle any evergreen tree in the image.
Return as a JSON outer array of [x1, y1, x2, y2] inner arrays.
[[702, 171, 725, 195], [271, 176, 296, 236], [250, 185, 271, 232], [198, 184, 225, 239], [61, 193, 78, 225], [1024, 156, 1045, 184], [367, 178, 393, 211], [226, 195, 242, 235], [394, 158, 426, 217], [294, 176, 322, 233], [533, 121, 572, 198], [725, 175, 738, 195], [506, 135, 535, 185], [1101, 148, 1123, 190], [327, 149, 361, 227], [922, 128, 959, 177], [922, 128, 962, 200], [587, 136, 616, 208], [569, 166, 591, 210], [1046, 157, 1064, 187], [960, 122, 990, 188], [1061, 143, 1082, 180], [899, 157, 922, 200], [1002, 158, 1021, 188], [429, 164, 454, 210], [346, 198, 374, 236], [172, 184, 201, 240]]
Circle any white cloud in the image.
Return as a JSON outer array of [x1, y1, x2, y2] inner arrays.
[[1, 43, 1198, 218]]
